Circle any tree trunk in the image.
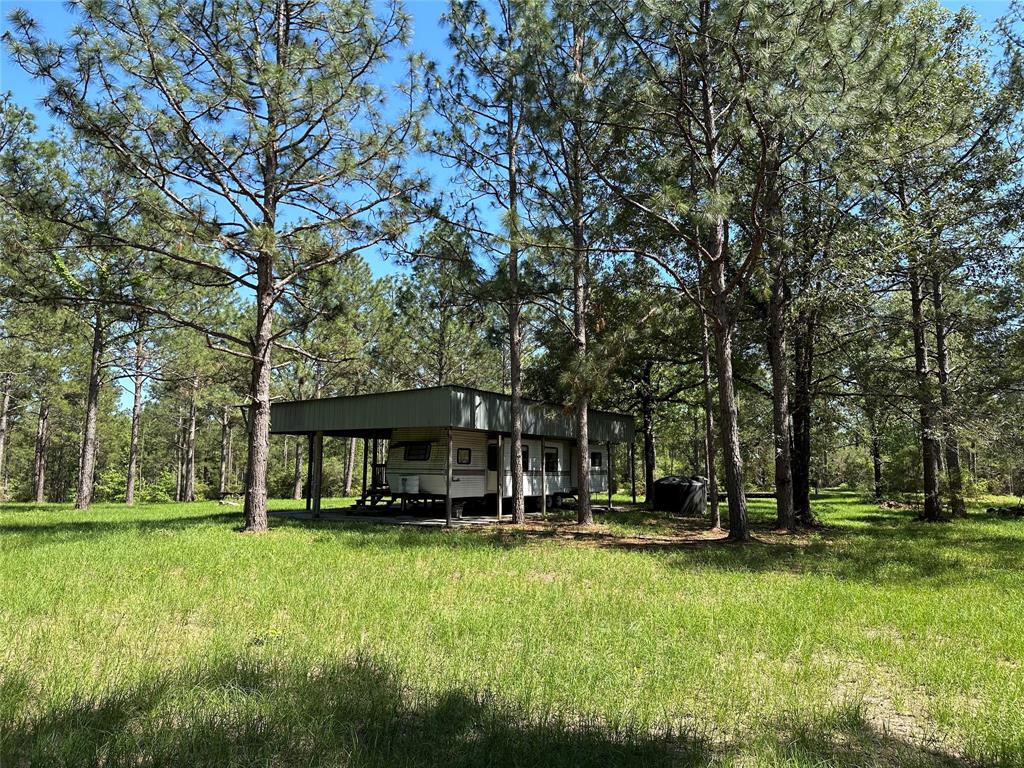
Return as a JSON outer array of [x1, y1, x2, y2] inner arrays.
[[640, 387, 656, 505], [932, 273, 966, 516], [0, 374, 11, 499], [219, 405, 230, 497], [698, 285, 720, 530], [767, 270, 795, 531], [909, 264, 943, 521], [343, 437, 356, 496], [872, 429, 883, 502], [175, 413, 184, 501], [125, 331, 145, 505], [506, 91, 525, 526], [292, 439, 303, 500], [708, 256, 749, 541], [183, 376, 198, 502], [243, 254, 274, 532], [33, 399, 49, 503], [571, 188, 591, 525], [692, 13, 747, 541], [576, 402, 592, 524], [75, 312, 105, 510], [227, 419, 234, 487], [791, 311, 816, 524], [509, 298, 525, 525]]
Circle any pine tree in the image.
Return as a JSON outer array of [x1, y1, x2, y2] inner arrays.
[[7, 0, 425, 530]]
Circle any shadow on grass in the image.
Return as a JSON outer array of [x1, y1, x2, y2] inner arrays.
[[464, 505, 1024, 586], [0, 512, 244, 545], [4, 497, 1022, 587], [0, 655, 975, 768]]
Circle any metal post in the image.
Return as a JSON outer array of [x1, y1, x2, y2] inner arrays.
[[361, 437, 368, 506], [630, 440, 637, 505], [607, 441, 613, 511], [445, 428, 453, 528], [305, 433, 314, 512], [496, 433, 503, 520], [540, 437, 547, 519]]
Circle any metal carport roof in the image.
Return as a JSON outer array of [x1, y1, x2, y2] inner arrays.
[[270, 385, 634, 444]]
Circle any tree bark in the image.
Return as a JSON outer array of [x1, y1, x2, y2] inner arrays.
[[241, 0, 286, 532], [872, 429, 883, 502], [571, 176, 591, 525], [767, 269, 795, 531], [640, 384, 656, 505], [175, 413, 184, 501], [708, 255, 749, 540], [343, 437, 356, 496], [182, 376, 198, 502], [509, 298, 525, 524], [931, 273, 966, 516], [292, 438, 304, 500], [125, 330, 145, 505], [0, 374, 11, 499], [243, 253, 274, 532], [693, 11, 747, 541], [697, 280, 720, 530], [75, 312, 105, 510], [219, 405, 230, 497], [791, 310, 816, 523], [909, 263, 943, 521], [227, 419, 234, 487], [700, 325, 724, 528], [506, 91, 525, 526], [34, 399, 49, 503]]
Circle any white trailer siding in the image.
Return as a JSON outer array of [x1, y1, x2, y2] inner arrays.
[[386, 428, 610, 501], [488, 439, 607, 497], [568, 445, 609, 494], [385, 428, 488, 499]]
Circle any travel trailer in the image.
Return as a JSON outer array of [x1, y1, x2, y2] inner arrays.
[[384, 427, 608, 505], [270, 385, 634, 523]]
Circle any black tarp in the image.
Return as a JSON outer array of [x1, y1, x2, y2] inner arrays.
[[651, 475, 707, 516]]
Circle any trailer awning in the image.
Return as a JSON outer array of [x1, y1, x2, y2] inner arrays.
[[269, 385, 634, 444]]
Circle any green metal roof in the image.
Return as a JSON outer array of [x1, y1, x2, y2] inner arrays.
[[270, 385, 634, 443]]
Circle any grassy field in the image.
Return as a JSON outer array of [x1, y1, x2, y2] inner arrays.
[[1, 492, 1022, 767]]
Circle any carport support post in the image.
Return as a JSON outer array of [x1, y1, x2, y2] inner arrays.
[[445, 428, 453, 528], [496, 433, 503, 521], [313, 431, 324, 518], [305, 433, 314, 512], [540, 437, 547, 519], [607, 441, 613, 511]]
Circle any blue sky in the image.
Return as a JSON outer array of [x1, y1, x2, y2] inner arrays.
[[0, 0, 1014, 277]]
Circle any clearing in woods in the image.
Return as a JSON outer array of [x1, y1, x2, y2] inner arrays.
[[1, 491, 1022, 767]]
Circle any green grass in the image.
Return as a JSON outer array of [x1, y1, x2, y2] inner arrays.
[[1, 492, 1022, 767]]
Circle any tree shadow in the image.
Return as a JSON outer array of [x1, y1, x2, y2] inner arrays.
[[0, 511, 243, 550], [1, 654, 978, 768], [4, 498, 1021, 586], [462, 505, 1024, 587]]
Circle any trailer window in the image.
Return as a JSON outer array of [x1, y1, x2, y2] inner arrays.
[[544, 448, 558, 473], [590, 451, 603, 469], [456, 448, 471, 465], [403, 442, 431, 461], [487, 444, 498, 471], [521, 446, 529, 470]]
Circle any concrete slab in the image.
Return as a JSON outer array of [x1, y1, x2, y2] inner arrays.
[[268, 508, 514, 527]]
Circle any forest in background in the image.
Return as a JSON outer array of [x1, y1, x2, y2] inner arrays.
[[0, 0, 1022, 539]]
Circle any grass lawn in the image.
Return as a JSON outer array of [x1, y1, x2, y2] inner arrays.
[[1, 491, 1022, 767]]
